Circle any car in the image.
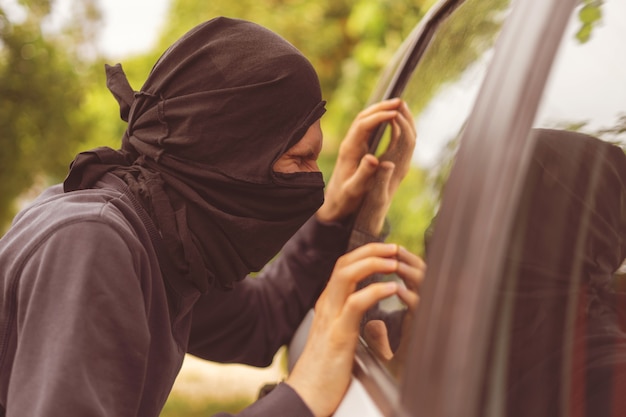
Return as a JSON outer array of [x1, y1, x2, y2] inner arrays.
[[288, 0, 626, 415]]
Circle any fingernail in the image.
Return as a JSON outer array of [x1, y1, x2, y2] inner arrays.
[[385, 258, 399, 269], [397, 285, 410, 298], [363, 154, 379, 166]]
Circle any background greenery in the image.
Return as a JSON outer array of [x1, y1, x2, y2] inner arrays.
[[0, 0, 433, 414], [1, 0, 618, 415], [0, 0, 436, 232]]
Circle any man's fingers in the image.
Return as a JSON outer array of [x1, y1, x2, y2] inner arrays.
[[339, 242, 399, 265], [320, 243, 399, 309], [385, 110, 416, 158], [396, 259, 426, 294], [356, 97, 403, 119], [342, 154, 379, 195], [367, 161, 395, 200], [345, 110, 399, 147], [398, 100, 417, 139], [341, 281, 399, 329], [322, 257, 398, 314], [398, 246, 426, 269], [397, 285, 420, 311]]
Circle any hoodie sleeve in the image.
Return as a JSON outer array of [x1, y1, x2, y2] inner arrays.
[[5, 221, 151, 417], [211, 383, 315, 417], [187, 216, 350, 366]]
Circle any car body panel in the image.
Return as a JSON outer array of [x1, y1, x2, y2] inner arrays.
[[398, 0, 577, 415], [288, 0, 625, 415]]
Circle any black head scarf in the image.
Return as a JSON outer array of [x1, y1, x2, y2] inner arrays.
[[64, 17, 327, 292]]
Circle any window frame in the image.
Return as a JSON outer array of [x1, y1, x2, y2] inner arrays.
[[392, 0, 579, 416], [348, 2, 474, 415], [365, 0, 467, 154]]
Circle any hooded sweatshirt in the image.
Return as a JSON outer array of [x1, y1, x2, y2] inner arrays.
[[0, 17, 348, 417]]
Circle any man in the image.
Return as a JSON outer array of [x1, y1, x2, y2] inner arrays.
[[0, 17, 421, 417]]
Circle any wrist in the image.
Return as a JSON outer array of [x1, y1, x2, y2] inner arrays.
[[316, 200, 346, 223], [285, 374, 326, 417]]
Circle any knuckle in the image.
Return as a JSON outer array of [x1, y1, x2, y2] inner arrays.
[[344, 294, 363, 312], [345, 187, 360, 198]]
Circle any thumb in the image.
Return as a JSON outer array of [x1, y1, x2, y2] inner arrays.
[[344, 154, 379, 196], [364, 320, 394, 361], [372, 161, 395, 195]]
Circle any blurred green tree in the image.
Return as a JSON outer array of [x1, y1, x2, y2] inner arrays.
[[78, 0, 432, 200], [0, 0, 432, 231], [0, 0, 101, 229], [152, 0, 430, 148]]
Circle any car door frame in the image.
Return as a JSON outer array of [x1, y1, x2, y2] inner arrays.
[[289, 0, 579, 415], [393, 0, 579, 416]]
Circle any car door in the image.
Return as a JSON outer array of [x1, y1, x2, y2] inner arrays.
[[392, 0, 579, 415], [289, 0, 626, 415]]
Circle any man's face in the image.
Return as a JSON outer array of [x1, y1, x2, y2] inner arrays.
[[273, 120, 323, 173]]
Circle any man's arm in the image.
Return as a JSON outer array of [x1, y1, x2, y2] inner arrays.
[[187, 216, 350, 366], [7, 221, 151, 416]]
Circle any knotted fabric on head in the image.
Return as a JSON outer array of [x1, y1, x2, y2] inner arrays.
[[64, 17, 327, 292]]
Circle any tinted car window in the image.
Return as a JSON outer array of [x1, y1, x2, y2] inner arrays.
[[480, 1, 626, 416], [353, 0, 514, 381]]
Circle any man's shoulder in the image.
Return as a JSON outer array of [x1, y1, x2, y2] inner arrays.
[[2, 183, 147, 258], [16, 183, 132, 228]]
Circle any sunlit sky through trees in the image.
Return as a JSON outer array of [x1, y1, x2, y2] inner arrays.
[[0, 0, 171, 58], [96, 0, 170, 58]]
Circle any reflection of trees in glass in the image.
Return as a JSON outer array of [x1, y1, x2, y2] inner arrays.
[[384, 0, 511, 255], [403, 0, 510, 119], [576, 0, 604, 44], [385, 167, 436, 256], [0, 0, 431, 231], [534, 1, 621, 150], [595, 114, 626, 146], [162, 0, 428, 145], [554, 114, 626, 150]]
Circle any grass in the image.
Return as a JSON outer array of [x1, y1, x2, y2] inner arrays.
[[159, 394, 251, 417]]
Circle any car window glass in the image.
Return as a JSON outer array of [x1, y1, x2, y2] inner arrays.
[[352, 0, 513, 382], [480, 1, 626, 416]]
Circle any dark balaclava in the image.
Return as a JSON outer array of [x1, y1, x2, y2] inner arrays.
[[64, 17, 327, 292]]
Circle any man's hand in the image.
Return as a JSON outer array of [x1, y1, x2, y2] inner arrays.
[[363, 247, 425, 379], [316, 98, 416, 224], [285, 243, 403, 417], [286, 244, 425, 417]]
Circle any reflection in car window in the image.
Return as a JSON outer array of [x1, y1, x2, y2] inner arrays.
[[481, 2, 626, 416], [352, 0, 513, 381], [535, 0, 626, 143]]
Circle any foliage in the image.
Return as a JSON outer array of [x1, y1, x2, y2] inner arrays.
[[0, 0, 100, 228], [556, 113, 626, 150], [576, 0, 603, 43], [385, 166, 437, 256], [138, 1, 435, 257], [0, 0, 431, 230], [376, 0, 512, 255], [159, 395, 249, 417], [153, 0, 428, 145]]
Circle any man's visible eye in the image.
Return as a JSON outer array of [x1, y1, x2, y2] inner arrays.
[[302, 153, 316, 162]]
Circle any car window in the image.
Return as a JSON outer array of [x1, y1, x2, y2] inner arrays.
[[351, 0, 514, 383], [479, 1, 626, 416]]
